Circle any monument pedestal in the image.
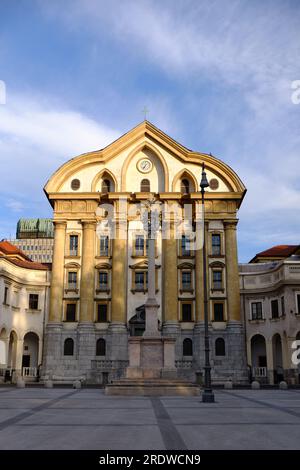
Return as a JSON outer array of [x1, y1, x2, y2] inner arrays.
[[126, 336, 177, 380]]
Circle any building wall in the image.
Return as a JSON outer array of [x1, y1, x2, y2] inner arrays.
[[0, 258, 50, 381], [9, 238, 54, 263], [42, 122, 248, 384], [240, 258, 300, 384]]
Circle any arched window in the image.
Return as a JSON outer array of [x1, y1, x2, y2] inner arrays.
[[64, 338, 74, 356], [101, 179, 111, 193], [140, 179, 150, 192], [181, 178, 190, 194], [215, 338, 225, 356], [183, 338, 193, 356], [96, 338, 106, 356]]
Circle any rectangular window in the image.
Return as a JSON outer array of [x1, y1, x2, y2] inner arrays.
[[271, 299, 279, 319], [251, 302, 263, 320], [29, 294, 39, 310], [213, 270, 222, 290], [214, 303, 224, 322], [66, 303, 76, 322], [135, 271, 147, 291], [99, 271, 108, 290], [68, 271, 77, 290], [135, 235, 148, 256], [181, 303, 192, 321], [212, 234, 221, 255], [181, 236, 191, 256], [69, 235, 78, 256], [100, 235, 109, 256], [3, 286, 9, 304], [97, 303, 108, 322], [281, 296, 285, 316], [182, 271, 192, 290]]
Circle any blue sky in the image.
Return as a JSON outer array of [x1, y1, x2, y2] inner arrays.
[[0, 0, 299, 262]]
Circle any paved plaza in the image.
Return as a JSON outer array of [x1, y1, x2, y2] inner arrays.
[[0, 387, 300, 450]]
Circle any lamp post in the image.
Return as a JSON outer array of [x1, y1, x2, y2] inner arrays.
[[200, 163, 215, 403]]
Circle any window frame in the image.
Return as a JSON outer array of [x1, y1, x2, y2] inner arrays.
[[215, 337, 226, 356], [251, 301, 263, 320], [210, 232, 223, 256], [98, 234, 110, 257], [67, 233, 80, 257], [28, 293, 39, 310], [271, 298, 279, 319], [96, 301, 109, 323], [65, 302, 77, 322], [180, 301, 194, 322], [140, 178, 151, 192], [212, 301, 225, 322]]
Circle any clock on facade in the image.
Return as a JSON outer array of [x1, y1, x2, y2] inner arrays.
[[137, 158, 153, 173]]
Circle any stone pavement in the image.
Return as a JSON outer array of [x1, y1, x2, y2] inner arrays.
[[0, 387, 300, 450]]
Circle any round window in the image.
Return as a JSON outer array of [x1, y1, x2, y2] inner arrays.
[[71, 179, 80, 191], [209, 178, 219, 190]]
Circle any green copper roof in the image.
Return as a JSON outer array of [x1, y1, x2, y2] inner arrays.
[[16, 218, 54, 238]]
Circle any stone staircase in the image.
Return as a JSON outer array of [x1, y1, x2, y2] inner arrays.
[[105, 378, 201, 396]]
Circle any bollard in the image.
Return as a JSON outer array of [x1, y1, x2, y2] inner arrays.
[[251, 380, 260, 390]]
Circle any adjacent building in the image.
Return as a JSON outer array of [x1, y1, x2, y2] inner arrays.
[[0, 241, 50, 381], [7, 218, 54, 263], [240, 245, 300, 384]]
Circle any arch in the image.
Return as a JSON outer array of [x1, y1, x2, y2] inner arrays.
[[296, 331, 300, 341], [172, 169, 199, 192], [101, 179, 111, 193], [121, 142, 169, 192], [91, 168, 118, 192], [64, 262, 81, 269], [251, 334, 267, 370], [22, 332, 39, 370], [44, 121, 246, 197], [140, 178, 150, 192], [272, 333, 283, 384], [96, 338, 106, 356], [64, 338, 74, 356], [0, 328, 7, 366], [183, 338, 193, 356], [8, 331, 18, 369], [215, 337, 226, 356]]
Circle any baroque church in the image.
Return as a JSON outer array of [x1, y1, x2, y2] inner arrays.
[[42, 121, 248, 384]]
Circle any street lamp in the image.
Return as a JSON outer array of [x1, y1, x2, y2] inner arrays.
[[200, 163, 215, 403]]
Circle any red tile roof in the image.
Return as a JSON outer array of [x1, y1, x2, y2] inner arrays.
[[0, 241, 48, 270], [250, 245, 299, 263], [0, 240, 31, 260]]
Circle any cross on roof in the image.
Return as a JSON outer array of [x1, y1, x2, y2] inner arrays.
[[141, 106, 149, 120]]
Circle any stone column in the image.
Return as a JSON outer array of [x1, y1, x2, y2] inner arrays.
[[80, 220, 96, 323], [162, 213, 179, 336], [266, 340, 274, 385], [109, 210, 128, 363], [224, 221, 240, 321], [49, 221, 66, 323], [111, 224, 127, 325]]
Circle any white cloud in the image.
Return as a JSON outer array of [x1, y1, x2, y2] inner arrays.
[[0, 92, 119, 237]]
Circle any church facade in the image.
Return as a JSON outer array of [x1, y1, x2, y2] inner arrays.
[[42, 121, 248, 384]]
